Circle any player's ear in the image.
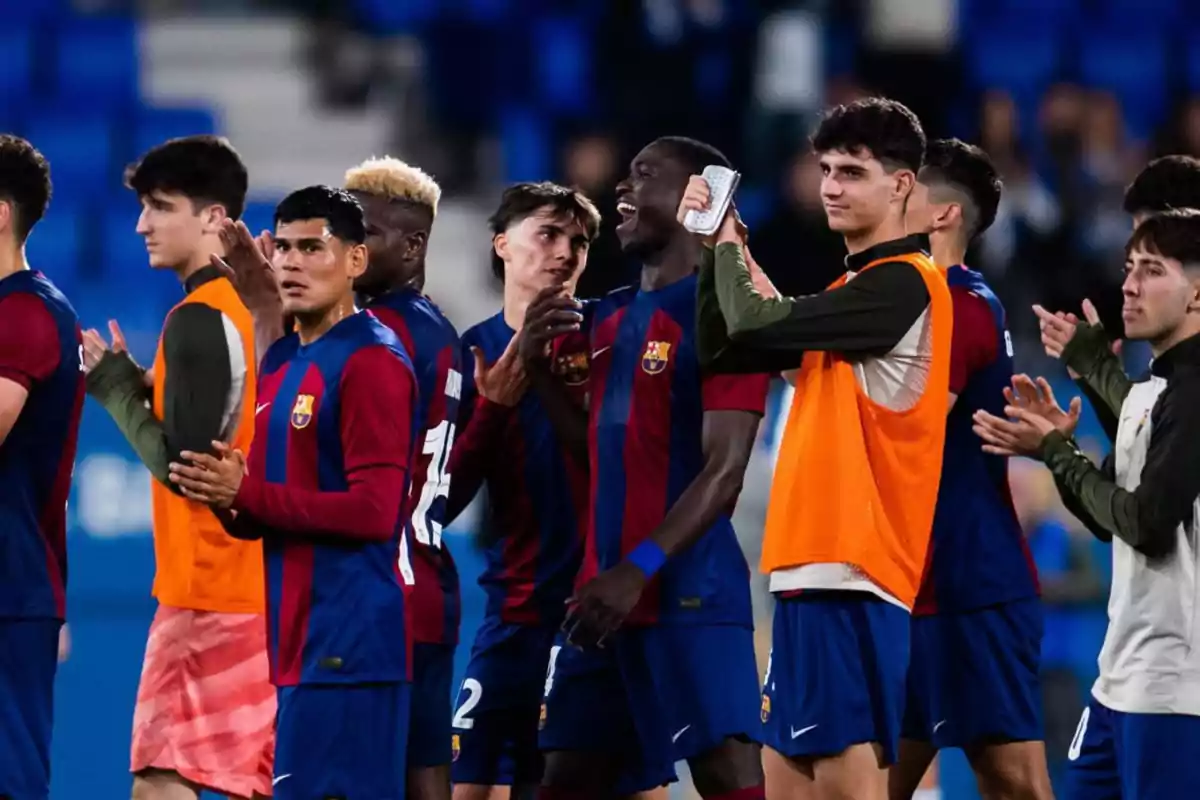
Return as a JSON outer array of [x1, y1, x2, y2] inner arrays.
[[936, 202, 962, 233], [493, 232, 509, 263], [0, 199, 12, 239], [405, 230, 428, 261], [347, 242, 369, 280], [199, 203, 227, 236]]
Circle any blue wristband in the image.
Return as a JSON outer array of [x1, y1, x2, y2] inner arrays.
[[627, 540, 667, 578]]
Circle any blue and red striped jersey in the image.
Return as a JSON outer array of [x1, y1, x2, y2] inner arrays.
[[451, 312, 590, 628], [244, 311, 418, 686], [0, 270, 84, 620], [370, 288, 463, 646], [913, 265, 1039, 615], [578, 276, 769, 626]]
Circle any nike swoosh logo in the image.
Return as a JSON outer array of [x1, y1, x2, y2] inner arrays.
[[590, 346, 611, 359], [672, 725, 690, 743], [256, 403, 270, 415], [272, 773, 291, 786], [791, 724, 818, 739]]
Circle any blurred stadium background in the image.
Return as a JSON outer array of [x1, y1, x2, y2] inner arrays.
[[5, 0, 1183, 796]]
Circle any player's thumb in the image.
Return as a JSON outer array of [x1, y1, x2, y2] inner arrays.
[[470, 346, 486, 380], [1068, 396, 1083, 421], [1081, 298, 1101, 325]]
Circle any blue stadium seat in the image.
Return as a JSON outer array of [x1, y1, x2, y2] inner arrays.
[[1078, 29, 1168, 139], [1098, 0, 1182, 26], [100, 205, 150, 280], [351, 0, 438, 34], [0, 28, 35, 107], [533, 15, 592, 117], [957, 0, 1082, 33], [0, 0, 70, 23], [240, 200, 279, 237], [24, 111, 118, 197], [53, 17, 139, 110], [24, 206, 85, 284], [964, 25, 1062, 98], [499, 107, 551, 184], [130, 106, 217, 162]]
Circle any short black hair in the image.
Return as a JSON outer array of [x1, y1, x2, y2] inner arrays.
[[1126, 208, 1200, 268], [648, 136, 733, 174], [0, 135, 51, 242], [487, 182, 602, 281], [920, 138, 1003, 240], [1123, 155, 1200, 216], [125, 135, 248, 221], [811, 96, 926, 173], [274, 185, 366, 244]]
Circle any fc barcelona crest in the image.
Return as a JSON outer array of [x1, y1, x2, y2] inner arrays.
[[641, 341, 671, 375], [553, 350, 590, 386], [451, 734, 461, 762], [760, 694, 771, 723], [291, 394, 315, 429]]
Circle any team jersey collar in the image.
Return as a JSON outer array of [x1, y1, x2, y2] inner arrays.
[[844, 233, 931, 273], [1151, 331, 1200, 378], [184, 264, 226, 295]]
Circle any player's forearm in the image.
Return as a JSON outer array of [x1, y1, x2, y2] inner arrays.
[[234, 466, 407, 542], [249, 311, 286, 371], [697, 247, 795, 374], [646, 461, 747, 559], [528, 365, 588, 464], [1040, 432, 1169, 555], [86, 352, 173, 485], [445, 397, 510, 523], [712, 243, 800, 357], [1063, 323, 1130, 437]]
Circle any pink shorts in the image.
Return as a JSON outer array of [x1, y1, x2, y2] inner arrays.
[[130, 605, 276, 798]]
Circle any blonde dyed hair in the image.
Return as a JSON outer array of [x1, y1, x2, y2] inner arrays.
[[344, 156, 441, 215]]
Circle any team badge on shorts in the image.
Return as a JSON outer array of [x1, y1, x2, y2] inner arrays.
[[642, 341, 671, 375], [452, 733, 461, 762], [291, 394, 315, 429], [539, 702, 548, 730], [761, 694, 771, 723], [554, 350, 590, 386]]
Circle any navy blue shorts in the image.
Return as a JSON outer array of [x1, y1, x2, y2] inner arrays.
[[761, 592, 909, 765], [274, 681, 410, 800], [903, 598, 1043, 749], [1064, 697, 1200, 799], [0, 618, 60, 800], [451, 620, 556, 786], [538, 623, 762, 791], [408, 642, 455, 769]]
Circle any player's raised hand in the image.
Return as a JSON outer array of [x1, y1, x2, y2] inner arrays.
[[213, 220, 281, 317], [676, 174, 712, 224], [80, 329, 109, 372], [168, 440, 246, 508], [972, 402, 1059, 459], [1004, 374, 1081, 439], [107, 319, 128, 353], [517, 284, 583, 364], [472, 337, 528, 407]]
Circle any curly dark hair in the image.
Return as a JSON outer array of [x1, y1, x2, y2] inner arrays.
[[487, 181, 601, 281], [649, 136, 733, 174], [811, 97, 926, 173], [125, 135, 248, 221], [1123, 155, 1200, 217], [921, 138, 1003, 240], [0, 135, 52, 242], [275, 185, 366, 244]]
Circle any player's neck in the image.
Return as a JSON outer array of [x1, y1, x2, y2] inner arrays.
[[930, 234, 966, 270], [0, 243, 30, 282], [175, 238, 222, 285], [640, 234, 699, 291], [503, 281, 535, 331], [295, 298, 358, 345], [843, 216, 908, 256]]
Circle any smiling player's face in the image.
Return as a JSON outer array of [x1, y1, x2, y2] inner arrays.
[[272, 218, 366, 316], [614, 143, 690, 258], [495, 207, 591, 294], [819, 149, 909, 237]]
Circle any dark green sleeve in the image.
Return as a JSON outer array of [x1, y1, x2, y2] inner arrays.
[[1062, 322, 1131, 441], [696, 246, 798, 373], [85, 351, 172, 484]]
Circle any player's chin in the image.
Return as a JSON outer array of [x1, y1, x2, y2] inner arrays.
[[281, 297, 315, 316], [823, 213, 857, 232]]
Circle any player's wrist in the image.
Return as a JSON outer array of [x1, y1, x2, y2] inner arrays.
[[626, 540, 667, 578]]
